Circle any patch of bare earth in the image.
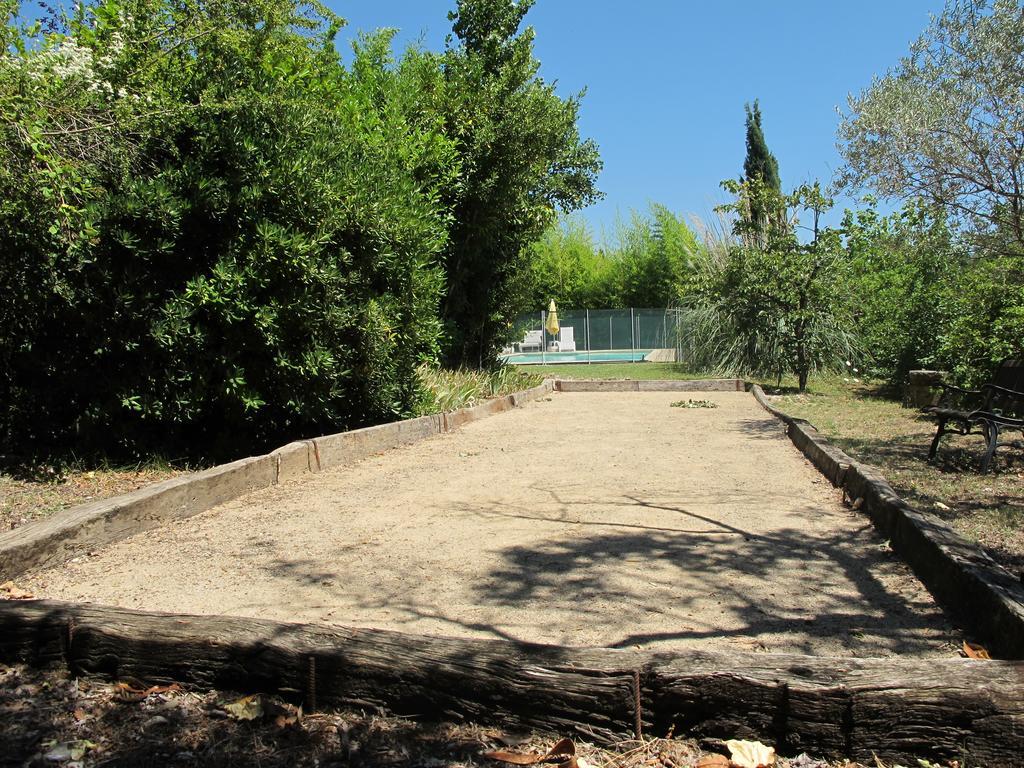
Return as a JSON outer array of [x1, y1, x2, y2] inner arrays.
[[24, 392, 958, 657]]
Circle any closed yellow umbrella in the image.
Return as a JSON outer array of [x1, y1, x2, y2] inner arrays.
[[545, 299, 560, 339]]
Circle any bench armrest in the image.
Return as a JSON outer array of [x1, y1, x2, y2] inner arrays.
[[968, 409, 1024, 428], [981, 383, 1024, 399], [932, 382, 983, 410]]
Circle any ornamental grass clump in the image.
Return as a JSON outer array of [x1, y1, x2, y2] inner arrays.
[[416, 365, 542, 414]]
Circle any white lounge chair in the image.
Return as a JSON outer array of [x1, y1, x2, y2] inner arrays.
[[519, 330, 543, 352], [559, 327, 577, 352]]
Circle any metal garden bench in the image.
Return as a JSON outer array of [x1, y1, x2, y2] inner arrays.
[[924, 358, 1024, 473]]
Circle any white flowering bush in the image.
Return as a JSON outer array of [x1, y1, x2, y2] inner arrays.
[[0, 0, 459, 460]]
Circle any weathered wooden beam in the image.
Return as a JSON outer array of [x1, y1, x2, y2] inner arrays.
[[553, 379, 744, 392], [2, 600, 1022, 765]]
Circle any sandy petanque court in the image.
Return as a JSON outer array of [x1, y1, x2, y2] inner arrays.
[[25, 391, 957, 656]]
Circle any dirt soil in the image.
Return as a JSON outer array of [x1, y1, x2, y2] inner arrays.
[[24, 392, 958, 656]]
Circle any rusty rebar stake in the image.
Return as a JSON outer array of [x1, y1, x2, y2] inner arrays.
[[65, 617, 76, 673], [632, 669, 643, 740], [307, 656, 317, 713]]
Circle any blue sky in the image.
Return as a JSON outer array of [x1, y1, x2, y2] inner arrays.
[[329, 0, 945, 236]]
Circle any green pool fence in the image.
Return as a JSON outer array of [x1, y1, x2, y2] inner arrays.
[[503, 308, 680, 365]]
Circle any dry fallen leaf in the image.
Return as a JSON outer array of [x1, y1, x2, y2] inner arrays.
[[726, 739, 776, 768], [484, 737, 575, 765], [0, 581, 34, 600], [265, 699, 303, 729], [223, 694, 263, 721], [962, 640, 991, 660], [114, 681, 181, 703], [43, 740, 98, 763]]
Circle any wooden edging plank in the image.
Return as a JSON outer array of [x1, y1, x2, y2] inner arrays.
[[0, 456, 277, 578], [0, 380, 556, 581], [0, 599, 1022, 766], [553, 378, 744, 392], [750, 384, 1024, 659]]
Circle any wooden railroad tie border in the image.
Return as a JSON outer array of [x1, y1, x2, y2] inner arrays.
[[1, 599, 1022, 766], [553, 379, 744, 392], [751, 384, 1024, 659]]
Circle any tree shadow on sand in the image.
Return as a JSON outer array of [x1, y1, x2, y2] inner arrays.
[[262, 489, 957, 657]]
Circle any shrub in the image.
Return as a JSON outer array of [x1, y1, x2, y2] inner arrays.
[[0, 1, 456, 460], [681, 181, 859, 391], [841, 202, 965, 384], [934, 256, 1024, 386]]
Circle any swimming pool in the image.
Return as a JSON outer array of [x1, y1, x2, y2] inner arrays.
[[502, 349, 652, 364]]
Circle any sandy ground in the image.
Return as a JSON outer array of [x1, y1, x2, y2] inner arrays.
[[25, 392, 957, 656]]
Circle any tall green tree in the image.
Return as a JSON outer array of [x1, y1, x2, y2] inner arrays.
[[521, 206, 696, 312], [439, 0, 602, 367], [521, 217, 616, 309], [683, 179, 857, 391], [743, 100, 780, 190], [0, 0, 457, 459], [837, 0, 1024, 382], [613, 204, 696, 307], [838, 0, 1024, 253], [741, 100, 781, 236]]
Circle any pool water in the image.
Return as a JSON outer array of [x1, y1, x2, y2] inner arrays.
[[502, 350, 652, 364]]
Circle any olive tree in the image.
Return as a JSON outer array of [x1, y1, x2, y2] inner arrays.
[[837, 0, 1024, 252]]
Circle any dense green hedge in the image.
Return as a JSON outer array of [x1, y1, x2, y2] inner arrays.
[[0, 0, 599, 460], [843, 203, 1024, 387], [0, 1, 450, 459]]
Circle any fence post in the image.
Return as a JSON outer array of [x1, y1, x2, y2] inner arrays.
[[586, 309, 591, 365], [541, 310, 545, 365], [630, 308, 635, 360]]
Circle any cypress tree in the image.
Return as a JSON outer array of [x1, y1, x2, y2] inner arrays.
[[743, 100, 781, 190]]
